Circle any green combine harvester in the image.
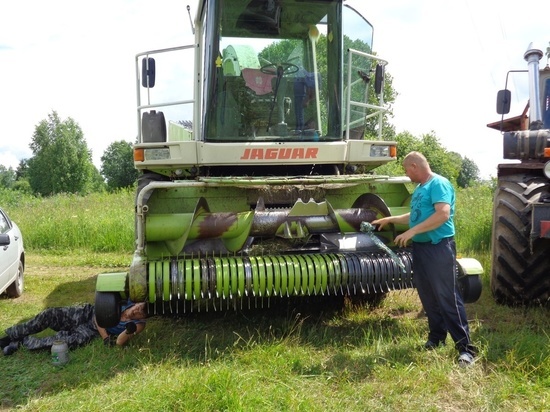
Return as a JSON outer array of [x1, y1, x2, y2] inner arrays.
[[94, 0, 482, 326]]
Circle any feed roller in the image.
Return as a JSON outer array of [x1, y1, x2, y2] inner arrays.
[[147, 249, 413, 314]]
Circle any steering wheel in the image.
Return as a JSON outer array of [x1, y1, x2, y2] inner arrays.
[[260, 62, 299, 76]]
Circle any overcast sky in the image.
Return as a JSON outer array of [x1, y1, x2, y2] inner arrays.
[[1, 0, 548, 179]]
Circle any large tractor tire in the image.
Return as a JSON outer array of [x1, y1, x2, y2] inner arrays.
[[491, 173, 550, 306]]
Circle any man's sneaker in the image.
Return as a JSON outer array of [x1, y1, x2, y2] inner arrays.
[[458, 352, 475, 367], [3, 341, 20, 356], [0, 336, 11, 349], [424, 340, 445, 350]]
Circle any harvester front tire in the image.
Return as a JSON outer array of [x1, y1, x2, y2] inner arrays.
[[458, 274, 482, 304], [491, 174, 550, 306], [95, 292, 121, 328]]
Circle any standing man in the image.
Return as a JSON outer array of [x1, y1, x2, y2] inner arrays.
[[0, 300, 148, 356], [372, 152, 477, 367]]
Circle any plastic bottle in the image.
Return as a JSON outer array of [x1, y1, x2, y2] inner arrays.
[[51, 340, 69, 366]]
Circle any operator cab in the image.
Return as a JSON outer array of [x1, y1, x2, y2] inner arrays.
[[203, 0, 376, 142], [136, 0, 387, 146]]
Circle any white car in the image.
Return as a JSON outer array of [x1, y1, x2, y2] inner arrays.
[[0, 207, 24, 298]]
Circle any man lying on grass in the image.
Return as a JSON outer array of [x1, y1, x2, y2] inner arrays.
[[0, 300, 148, 356]]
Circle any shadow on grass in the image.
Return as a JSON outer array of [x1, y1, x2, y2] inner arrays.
[[131, 295, 418, 381], [43, 276, 97, 308], [0, 276, 96, 335]]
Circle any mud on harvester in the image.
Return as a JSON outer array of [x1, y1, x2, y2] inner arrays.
[[488, 43, 550, 306], [94, 0, 482, 327]]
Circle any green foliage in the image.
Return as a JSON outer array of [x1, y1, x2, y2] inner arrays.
[[455, 183, 494, 253], [375, 131, 481, 187], [0, 186, 39, 209], [258, 38, 301, 66], [12, 179, 32, 194], [27, 111, 97, 196], [88, 164, 107, 193], [100, 140, 138, 190], [457, 156, 481, 188], [0, 189, 134, 254], [418, 132, 459, 182], [16, 158, 29, 180], [0, 164, 16, 189]]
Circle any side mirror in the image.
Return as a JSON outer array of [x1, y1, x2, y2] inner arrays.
[[374, 64, 384, 95], [496, 89, 511, 115], [141, 57, 156, 88], [0, 233, 10, 247]]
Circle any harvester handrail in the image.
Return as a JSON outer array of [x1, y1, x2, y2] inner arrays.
[[137, 99, 194, 111], [135, 44, 196, 143], [345, 48, 389, 140], [135, 44, 194, 58]]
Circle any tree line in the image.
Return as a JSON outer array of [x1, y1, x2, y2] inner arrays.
[[1, 111, 138, 196]]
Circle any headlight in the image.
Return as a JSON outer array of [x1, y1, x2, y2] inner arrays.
[[370, 145, 389, 157], [370, 145, 390, 157]]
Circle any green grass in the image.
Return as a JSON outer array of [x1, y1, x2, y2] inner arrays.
[[1, 259, 549, 411], [0, 186, 549, 411], [1, 188, 135, 254], [455, 185, 494, 254]]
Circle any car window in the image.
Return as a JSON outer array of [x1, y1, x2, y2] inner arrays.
[[0, 210, 11, 234]]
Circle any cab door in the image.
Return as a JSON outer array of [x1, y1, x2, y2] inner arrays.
[[342, 5, 377, 139]]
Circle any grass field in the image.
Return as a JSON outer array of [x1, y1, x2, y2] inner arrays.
[[0, 187, 549, 411]]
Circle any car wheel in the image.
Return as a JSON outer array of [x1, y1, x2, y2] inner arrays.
[[6, 260, 24, 298]]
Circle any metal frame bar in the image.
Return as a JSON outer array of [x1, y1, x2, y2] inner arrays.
[[344, 48, 389, 140]]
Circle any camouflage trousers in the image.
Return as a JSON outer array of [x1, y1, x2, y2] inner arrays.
[[5, 303, 99, 350]]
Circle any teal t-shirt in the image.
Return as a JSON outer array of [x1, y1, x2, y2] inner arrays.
[[409, 174, 455, 244]]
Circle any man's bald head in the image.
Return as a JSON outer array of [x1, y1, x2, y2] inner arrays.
[[402, 152, 432, 184], [403, 152, 429, 169]]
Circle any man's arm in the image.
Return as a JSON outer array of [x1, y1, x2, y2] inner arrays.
[[372, 212, 410, 230], [116, 322, 146, 346], [94, 317, 109, 340]]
